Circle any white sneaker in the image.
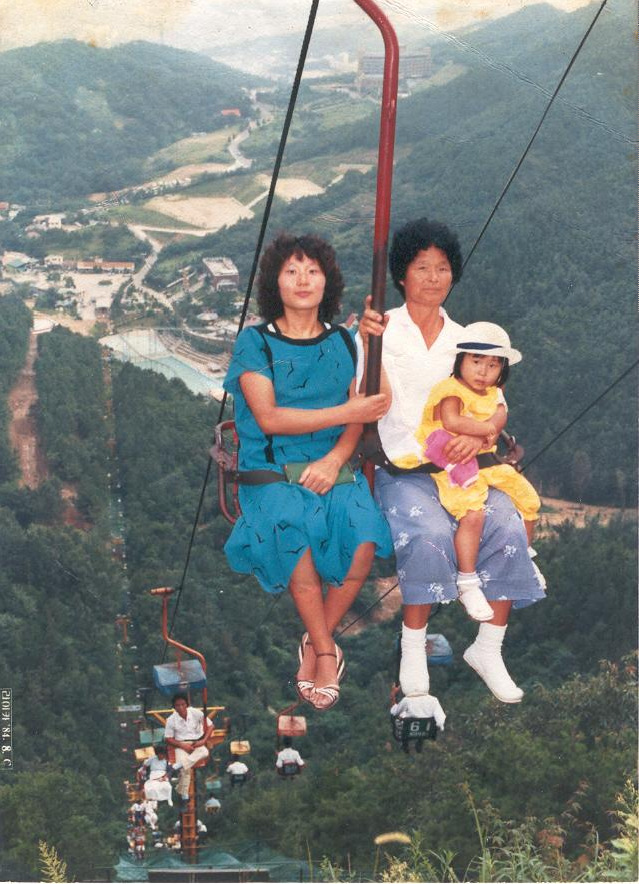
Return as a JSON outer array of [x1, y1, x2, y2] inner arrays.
[[463, 624, 523, 703], [457, 579, 493, 621]]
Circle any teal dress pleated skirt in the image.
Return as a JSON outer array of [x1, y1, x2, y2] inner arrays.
[[223, 322, 392, 594]]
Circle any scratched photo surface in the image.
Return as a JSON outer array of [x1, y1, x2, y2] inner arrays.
[[0, 1, 636, 882]]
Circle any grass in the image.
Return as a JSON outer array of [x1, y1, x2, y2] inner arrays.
[[180, 173, 267, 204], [145, 126, 242, 170], [319, 780, 639, 883], [104, 205, 200, 229]]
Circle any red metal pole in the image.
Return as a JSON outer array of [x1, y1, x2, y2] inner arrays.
[[149, 587, 208, 711], [353, 0, 399, 487]]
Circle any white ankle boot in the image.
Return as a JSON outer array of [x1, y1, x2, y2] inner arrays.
[[463, 622, 523, 703], [399, 624, 429, 695], [457, 573, 494, 621]]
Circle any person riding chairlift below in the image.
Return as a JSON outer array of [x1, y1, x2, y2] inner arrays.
[[275, 736, 305, 774], [226, 754, 249, 786], [163, 693, 214, 802]]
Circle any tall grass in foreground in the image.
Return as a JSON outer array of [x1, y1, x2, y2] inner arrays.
[[320, 779, 638, 883]]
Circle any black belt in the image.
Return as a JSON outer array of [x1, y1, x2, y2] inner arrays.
[[235, 469, 285, 485], [376, 452, 499, 477], [235, 453, 500, 485]]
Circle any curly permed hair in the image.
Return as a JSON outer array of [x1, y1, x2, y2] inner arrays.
[[389, 217, 463, 297], [257, 232, 344, 322]]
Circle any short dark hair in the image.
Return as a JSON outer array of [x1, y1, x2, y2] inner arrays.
[[257, 232, 344, 322], [453, 352, 510, 386], [282, 736, 292, 748], [171, 693, 188, 707], [389, 217, 463, 297]]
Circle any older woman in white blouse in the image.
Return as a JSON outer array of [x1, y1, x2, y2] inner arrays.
[[358, 217, 545, 706]]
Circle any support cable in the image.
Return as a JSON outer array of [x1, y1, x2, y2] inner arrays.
[[460, 0, 608, 273], [163, 1, 320, 654], [521, 359, 638, 472]]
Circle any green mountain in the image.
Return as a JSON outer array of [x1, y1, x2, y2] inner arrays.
[[0, 40, 254, 203]]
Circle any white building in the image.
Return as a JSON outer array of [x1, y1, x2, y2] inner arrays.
[[202, 257, 240, 292]]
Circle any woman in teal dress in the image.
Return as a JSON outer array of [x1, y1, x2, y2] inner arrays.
[[224, 233, 392, 710]]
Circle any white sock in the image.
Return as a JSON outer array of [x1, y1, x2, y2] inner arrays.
[[458, 570, 480, 585], [457, 572, 493, 621], [474, 621, 506, 649], [399, 623, 429, 695]]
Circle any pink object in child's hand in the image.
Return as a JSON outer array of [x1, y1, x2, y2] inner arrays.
[[425, 429, 479, 488]]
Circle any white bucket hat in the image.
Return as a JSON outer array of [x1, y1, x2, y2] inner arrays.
[[455, 321, 522, 365]]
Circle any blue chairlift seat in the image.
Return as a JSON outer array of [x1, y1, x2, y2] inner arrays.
[[206, 776, 223, 793], [138, 727, 165, 746], [279, 761, 300, 777], [427, 633, 453, 666], [152, 659, 207, 696]]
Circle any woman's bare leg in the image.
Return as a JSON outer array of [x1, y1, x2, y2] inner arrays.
[[324, 542, 375, 632], [299, 542, 375, 684], [289, 549, 336, 690]]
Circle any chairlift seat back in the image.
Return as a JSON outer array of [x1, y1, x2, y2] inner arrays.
[[426, 633, 454, 666], [152, 659, 207, 695], [206, 776, 223, 793], [211, 420, 240, 524], [230, 773, 246, 785], [281, 762, 300, 777], [277, 714, 307, 737], [391, 715, 438, 743], [139, 727, 165, 746], [134, 746, 156, 761]]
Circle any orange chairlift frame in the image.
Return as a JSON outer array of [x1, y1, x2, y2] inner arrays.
[[141, 587, 229, 864]]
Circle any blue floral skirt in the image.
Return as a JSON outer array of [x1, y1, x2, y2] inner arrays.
[[224, 471, 393, 594], [374, 469, 546, 608]]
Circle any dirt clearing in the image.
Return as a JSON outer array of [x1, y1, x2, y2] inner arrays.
[[145, 195, 253, 230], [8, 331, 48, 488]]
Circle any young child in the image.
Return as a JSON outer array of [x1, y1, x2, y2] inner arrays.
[[415, 322, 541, 622]]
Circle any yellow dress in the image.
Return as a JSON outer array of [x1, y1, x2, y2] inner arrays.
[[397, 376, 540, 522]]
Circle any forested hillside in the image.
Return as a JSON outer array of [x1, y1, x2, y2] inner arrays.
[[0, 40, 253, 203], [0, 328, 635, 879], [111, 361, 636, 879], [0, 328, 124, 881]]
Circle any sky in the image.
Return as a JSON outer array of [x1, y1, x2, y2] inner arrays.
[[0, 0, 595, 54]]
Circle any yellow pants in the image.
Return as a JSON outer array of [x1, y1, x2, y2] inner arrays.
[[433, 463, 540, 522]]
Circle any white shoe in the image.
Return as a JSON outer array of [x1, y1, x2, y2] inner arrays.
[[463, 623, 523, 703], [457, 578, 493, 621]]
